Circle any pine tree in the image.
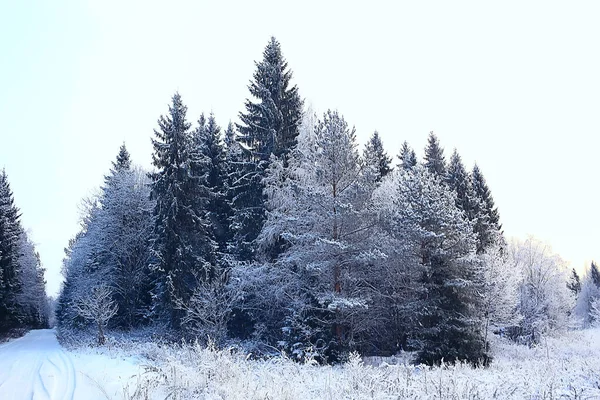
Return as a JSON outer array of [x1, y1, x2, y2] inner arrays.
[[230, 37, 303, 261], [567, 268, 581, 295], [363, 131, 392, 182], [114, 143, 131, 171], [394, 165, 486, 365], [591, 261, 600, 288], [150, 93, 217, 329], [398, 141, 417, 170], [100, 148, 154, 329], [237, 36, 303, 161], [252, 109, 372, 361], [471, 164, 502, 253], [424, 131, 446, 178], [192, 113, 230, 253], [0, 170, 23, 332], [224, 121, 236, 150], [446, 149, 474, 218]]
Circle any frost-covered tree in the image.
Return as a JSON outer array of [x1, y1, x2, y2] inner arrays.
[[193, 113, 230, 253], [575, 262, 600, 327], [100, 164, 154, 329], [178, 270, 240, 345], [76, 285, 118, 345], [237, 36, 303, 161], [446, 149, 475, 218], [423, 131, 446, 178], [511, 237, 573, 344], [223, 121, 236, 150], [230, 37, 303, 262], [479, 242, 521, 350], [398, 141, 417, 170], [363, 131, 392, 182], [244, 110, 376, 361], [392, 165, 486, 365], [590, 261, 600, 287], [16, 232, 49, 329], [471, 164, 502, 253], [567, 268, 581, 296], [150, 93, 217, 329], [0, 169, 24, 332], [56, 197, 104, 333]]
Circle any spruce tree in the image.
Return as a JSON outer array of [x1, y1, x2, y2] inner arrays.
[[398, 141, 417, 170], [0, 170, 23, 332], [150, 93, 217, 329], [591, 261, 600, 288], [567, 268, 581, 295], [446, 149, 475, 218], [363, 131, 392, 182], [471, 164, 502, 253], [237, 36, 303, 161], [114, 143, 131, 171], [424, 131, 446, 178], [230, 37, 303, 261], [192, 113, 230, 252], [396, 166, 486, 365], [224, 121, 236, 150]]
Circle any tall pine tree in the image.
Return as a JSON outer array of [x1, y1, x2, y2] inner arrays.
[[150, 93, 217, 329], [0, 170, 23, 332], [193, 113, 230, 253], [424, 131, 446, 178], [398, 141, 417, 170], [446, 149, 475, 219], [237, 36, 303, 161], [471, 164, 502, 253], [230, 37, 303, 261], [363, 131, 392, 182]]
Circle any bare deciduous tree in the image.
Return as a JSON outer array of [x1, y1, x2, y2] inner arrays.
[[76, 285, 118, 345]]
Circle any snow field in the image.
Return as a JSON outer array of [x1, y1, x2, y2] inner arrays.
[[88, 328, 600, 400]]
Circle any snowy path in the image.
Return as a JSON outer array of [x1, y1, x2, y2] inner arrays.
[[0, 330, 76, 400], [0, 330, 141, 400]]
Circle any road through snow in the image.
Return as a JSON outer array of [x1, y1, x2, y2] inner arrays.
[[0, 329, 140, 400]]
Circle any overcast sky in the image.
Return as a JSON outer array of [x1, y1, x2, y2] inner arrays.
[[1, 1, 599, 296]]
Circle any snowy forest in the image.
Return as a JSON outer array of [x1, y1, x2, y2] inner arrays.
[[0, 170, 49, 335], [47, 37, 597, 366]]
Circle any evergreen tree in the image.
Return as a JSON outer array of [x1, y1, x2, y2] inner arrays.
[[398, 141, 417, 170], [237, 36, 303, 161], [591, 261, 600, 287], [394, 165, 486, 365], [150, 93, 217, 329], [424, 131, 446, 178], [0, 170, 23, 332], [230, 37, 303, 261], [114, 143, 131, 171], [446, 149, 474, 218], [16, 231, 49, 329], [363, 131, 392, 181], [471, 164, 502, 253], [567, 268, 581, 295], [192, 113, 230, 252], [223, 121, 236, 150]]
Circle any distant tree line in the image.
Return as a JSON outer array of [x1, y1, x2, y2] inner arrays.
[[0, 170, 49, 334], [57, 37, 576, 365]]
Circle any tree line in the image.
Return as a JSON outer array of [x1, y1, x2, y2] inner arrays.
[[0, 170, 49, 334], [57, 37, 579, 365]]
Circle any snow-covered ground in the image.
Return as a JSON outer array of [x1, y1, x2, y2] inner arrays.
[[3, 328, 600, 399], [0, 329, 142, 400]]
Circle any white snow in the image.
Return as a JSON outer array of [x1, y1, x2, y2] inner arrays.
[[0, 329, 142, 400], [3, 328, 600, 399]]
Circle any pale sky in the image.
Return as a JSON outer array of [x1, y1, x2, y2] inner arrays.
[[1, 1, 599, 296]]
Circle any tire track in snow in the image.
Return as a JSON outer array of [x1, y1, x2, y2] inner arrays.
[[0, 330, 76, 400]]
